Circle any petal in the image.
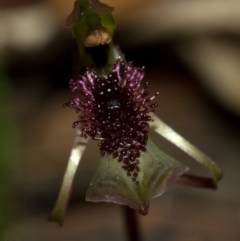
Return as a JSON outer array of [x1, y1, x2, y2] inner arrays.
[[149, 113, 223, 184], [86, 138, 188, 215], [49, 130, 89, 226]]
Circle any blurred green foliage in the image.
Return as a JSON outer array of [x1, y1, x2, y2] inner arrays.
[[0, 67, 16, 240]]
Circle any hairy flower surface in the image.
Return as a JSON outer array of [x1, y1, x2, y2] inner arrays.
[[61, 60, 188, 216], [49, 0, 222, 226], [50, 60, 221, 225], [64, 59, 159, 181]]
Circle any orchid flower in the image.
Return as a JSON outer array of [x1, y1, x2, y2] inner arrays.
[[49, 0, 222, 226]]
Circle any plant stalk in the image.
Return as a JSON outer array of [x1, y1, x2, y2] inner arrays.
[[123, 206, 142, 241]]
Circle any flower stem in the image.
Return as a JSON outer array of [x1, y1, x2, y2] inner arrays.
[[123, 206, 142, 241]]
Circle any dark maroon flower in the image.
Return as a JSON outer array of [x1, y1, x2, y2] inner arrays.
[[49, 0, 222, 226], [64, 59, 159, 181], [50, 60, 221, 225]]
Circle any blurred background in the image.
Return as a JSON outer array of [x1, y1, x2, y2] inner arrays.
[[1, 0, 240, 240]]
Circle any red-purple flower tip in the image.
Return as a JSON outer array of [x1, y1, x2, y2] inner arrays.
[[64, 59, 159, 181]]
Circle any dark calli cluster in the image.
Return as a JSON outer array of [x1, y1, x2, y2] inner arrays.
[[64, 59, 159, 181]]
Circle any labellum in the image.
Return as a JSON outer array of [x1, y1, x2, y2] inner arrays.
[[49, 59, 222, 226], [50, 59, 188, 225], [65, 59, 188, 215]]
